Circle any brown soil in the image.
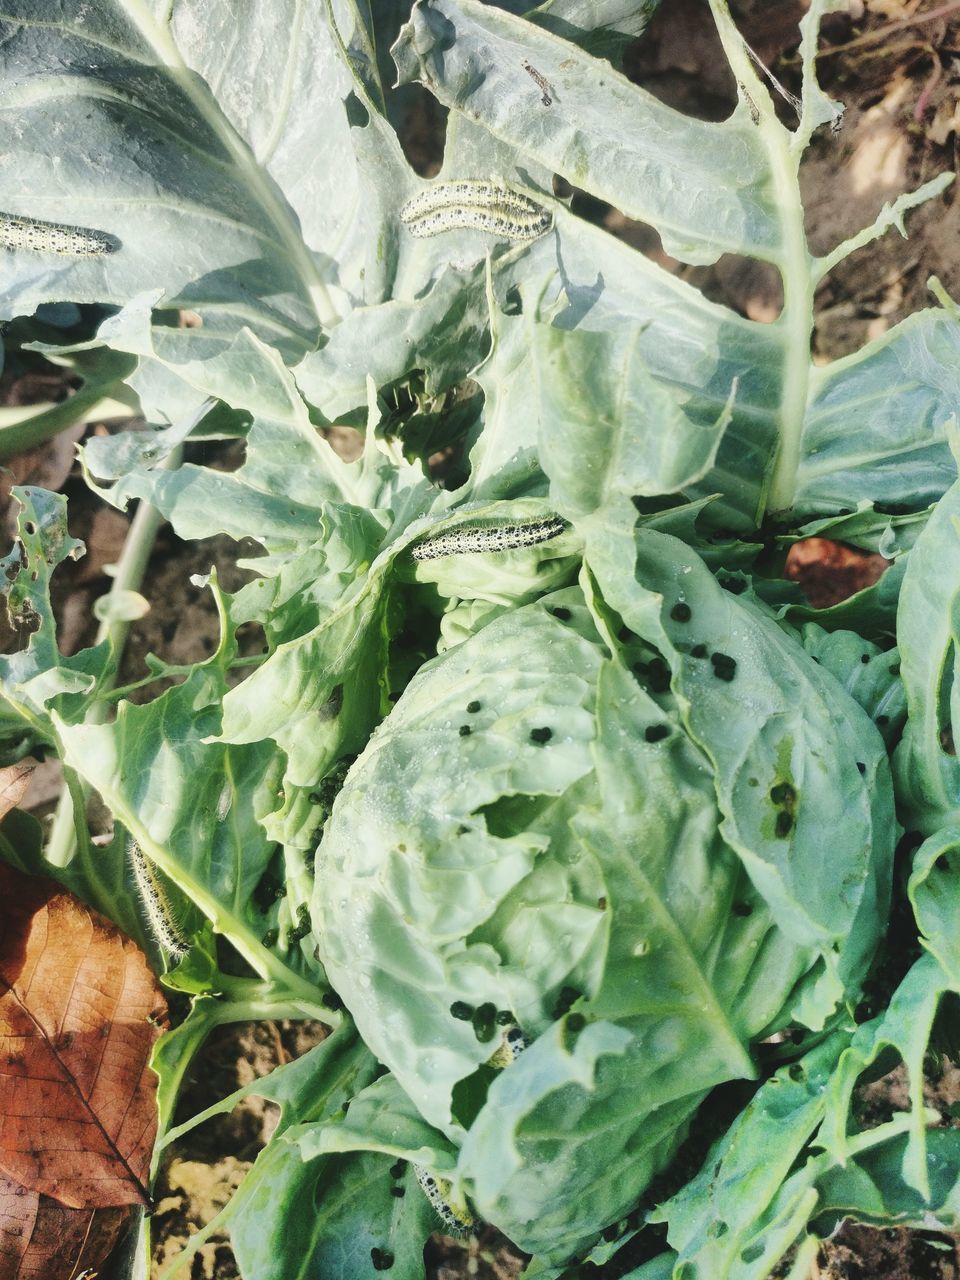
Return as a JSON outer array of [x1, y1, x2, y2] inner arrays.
[[3, 2, 960, 1277]]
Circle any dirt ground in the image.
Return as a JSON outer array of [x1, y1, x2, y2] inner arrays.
[[3, 2, 960, 1277]]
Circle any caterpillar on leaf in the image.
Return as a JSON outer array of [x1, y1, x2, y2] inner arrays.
[[128, 840, 188, 961], [0, 212, 116, 255], [411, 516, 567, 561], [400, 179, 551, 242]]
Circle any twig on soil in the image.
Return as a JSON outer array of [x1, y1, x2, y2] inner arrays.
[[816, 1, 960, 58], [914, 51, 943, 119]]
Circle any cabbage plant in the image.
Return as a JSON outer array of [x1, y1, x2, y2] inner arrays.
[[1, 1, 959, 1278], [316, 528, 895, 1262]]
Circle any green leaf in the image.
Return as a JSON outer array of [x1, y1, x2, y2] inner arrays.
[[528, 0, 662, 63], [232, 1143, 434, 1280], [0, 487, 111, 729], [230, 1035, 438, 1280], [653, 1035, 849, 1280], [295, 1072, 458, 1170], [651, 984, 960, 1279], [54, 666, 326, 1008], [294, 262, 492, 422], [394, 0, 780, 265], [819, 954, 950, 1200], [219, 555, 389, 788], [577, 659, 810, 1052], [0, 3, 338, 342], [908, 826, 960, 986], [314, 586, 607, 1135], [0, 343, 136, 461], [798, 624, 906, 747], [459, 1018, 687, 1262], [795, 309, 960, 517], [811, 1128, 960, 1235], [894, 476, 960, 831], [159, 1023, 437, 1280], [535, 324, 733, 517], [584, 512, 896, 1019]]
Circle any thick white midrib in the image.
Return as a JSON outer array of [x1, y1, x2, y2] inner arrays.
[[708, 0, 814, 516], [120, 0, 340, 329], [764, 131, 814, 514]]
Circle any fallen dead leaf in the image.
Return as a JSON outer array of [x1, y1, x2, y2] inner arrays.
[[0, 862, 168, 1210], [0, 1173, 130, 1280], [0, 767, 35, 824], [785, 537, 890, 607]]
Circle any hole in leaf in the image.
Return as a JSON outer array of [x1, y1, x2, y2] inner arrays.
[[451, 1064, 498, 1128], [344, 91, 369, 128]]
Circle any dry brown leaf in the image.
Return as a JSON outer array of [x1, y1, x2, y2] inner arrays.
[[0, 863, 168, 1210], [785, 537, 890, 608], [0, 1173, 130, 1280], [0, 768, 35, 825]]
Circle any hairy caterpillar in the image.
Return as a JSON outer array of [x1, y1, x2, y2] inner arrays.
[[413, 1166, 477, 1234], [0, 212, 116, 256], [521, 59, 553, 106], [399, 179, 551, 241], [128, 840, 188, 961], [411, 515, 567, 561]]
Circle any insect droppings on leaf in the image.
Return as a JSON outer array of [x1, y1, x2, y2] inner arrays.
[[552, 985, 581, 1019], [710, 653, 737, 682]]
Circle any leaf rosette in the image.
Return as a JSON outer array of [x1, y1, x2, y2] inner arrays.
[[313, 524, 897, 1261]]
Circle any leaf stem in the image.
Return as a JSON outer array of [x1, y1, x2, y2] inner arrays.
[[813, 173, 955, 283], [45, 448, 184, 867], [708, 1, 814, 516]]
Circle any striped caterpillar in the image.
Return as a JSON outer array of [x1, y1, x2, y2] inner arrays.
[[413, 1166, 477, 1234], [0, 212, 116, 256], [400, 179, 551, 241], [412, 1026, 527, 1229], [411, 515, 567, 561], [128, 840, 188, 961], [487, 1024, 529, 1068]]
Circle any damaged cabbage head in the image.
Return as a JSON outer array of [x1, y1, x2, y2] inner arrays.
[[312, 529, 895, 1263]]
